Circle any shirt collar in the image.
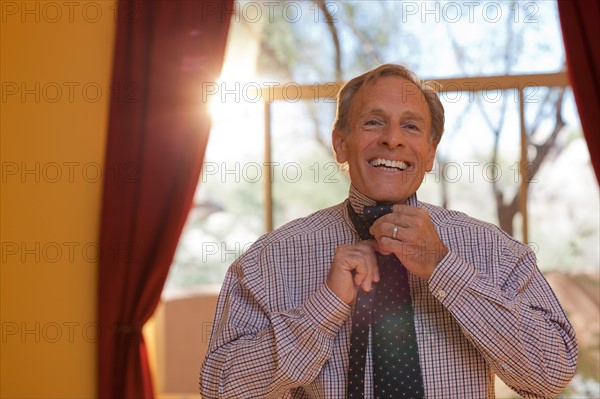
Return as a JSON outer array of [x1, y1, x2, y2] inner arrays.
[[347, 184, 419, 215]]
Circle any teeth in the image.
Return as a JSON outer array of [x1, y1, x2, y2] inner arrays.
[[369, 158, 409, 170]]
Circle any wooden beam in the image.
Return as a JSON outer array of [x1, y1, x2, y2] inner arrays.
[[263, 101, 273, 232], [258, 72, 569, 101], [518, 89, 529, 243]]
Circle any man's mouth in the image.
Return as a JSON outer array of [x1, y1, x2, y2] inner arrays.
[[369, 158, 410, 171]]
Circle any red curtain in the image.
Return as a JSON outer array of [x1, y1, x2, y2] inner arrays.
[[98, 1, 232, 397], [558, 0, 600, 182]]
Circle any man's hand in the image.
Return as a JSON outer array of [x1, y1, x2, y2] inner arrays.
[[327, 241, 380, 304], [370, 205, 448, 280]]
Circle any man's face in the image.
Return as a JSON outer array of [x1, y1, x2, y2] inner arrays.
[[333, 76, 437, 203]]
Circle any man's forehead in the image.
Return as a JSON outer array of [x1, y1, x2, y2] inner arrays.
[[358, 76, 423, 96], [353, 78, 430, 112], [356, 77, 427, 102]]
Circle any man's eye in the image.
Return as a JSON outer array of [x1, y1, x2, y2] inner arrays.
[[404, 123, 419, 130], [365, 120, 380, 126]]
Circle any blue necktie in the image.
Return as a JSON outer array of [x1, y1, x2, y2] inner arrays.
[[346, 202, 425, 398]]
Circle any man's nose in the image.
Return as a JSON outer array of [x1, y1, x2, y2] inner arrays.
[[379, 125, 406, 148]]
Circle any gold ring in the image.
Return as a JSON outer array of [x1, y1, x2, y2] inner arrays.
[[392, 225, 398, 239]]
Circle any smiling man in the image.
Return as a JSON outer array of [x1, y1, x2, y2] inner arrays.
[[200, 64, 577, 398]]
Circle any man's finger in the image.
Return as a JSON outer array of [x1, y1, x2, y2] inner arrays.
[[370, 220, 413, 242], [391, 204, 421, 215], [353, 252, 377, 292]]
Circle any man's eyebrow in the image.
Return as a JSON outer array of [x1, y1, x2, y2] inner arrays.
[[399, 111, 426, 122], [359, 108, 427, 122], [358, 107, 386, 117]]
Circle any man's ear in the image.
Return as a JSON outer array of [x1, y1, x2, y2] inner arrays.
[[332, 129, 348, 164]]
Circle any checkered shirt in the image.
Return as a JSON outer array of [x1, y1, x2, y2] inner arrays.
[[200, 186, 577, 398]]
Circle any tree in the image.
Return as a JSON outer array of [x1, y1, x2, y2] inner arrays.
[[445, 6, 568, 236], [256, 0, 571, 238]]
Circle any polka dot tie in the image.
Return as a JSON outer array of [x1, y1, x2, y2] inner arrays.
[[346, 202, 425, 399]]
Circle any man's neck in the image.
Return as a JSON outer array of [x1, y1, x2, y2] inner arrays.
[[348, 185, 418, 214]]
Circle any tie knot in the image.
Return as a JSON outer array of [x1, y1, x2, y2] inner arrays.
[[347, 202, 393, 240], [363, 203, 394, 225]]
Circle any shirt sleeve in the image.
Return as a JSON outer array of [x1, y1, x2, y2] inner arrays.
[[428, 237, 578, 398], [199, 243, 352, 399]]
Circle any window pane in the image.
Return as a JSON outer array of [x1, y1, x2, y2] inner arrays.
[[526, 88, 599, 272], [164, 99, 266, 294], [270, 99, 348, 228], [421, 88, 522, 238]]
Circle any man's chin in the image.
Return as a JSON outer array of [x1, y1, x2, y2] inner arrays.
[[351, 176, 420, 203]]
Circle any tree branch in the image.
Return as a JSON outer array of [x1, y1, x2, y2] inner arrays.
[[316, 0, 342, 82]]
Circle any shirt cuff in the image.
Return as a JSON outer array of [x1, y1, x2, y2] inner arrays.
[[428, 250, 477, 311], [303, 283, 352, 336]]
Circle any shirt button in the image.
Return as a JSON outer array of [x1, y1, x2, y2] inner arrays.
[[437, 289, 447, 299]]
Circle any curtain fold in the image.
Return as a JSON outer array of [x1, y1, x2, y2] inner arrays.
[[558, 0, 600, 182], [98, 1, 232, 397]]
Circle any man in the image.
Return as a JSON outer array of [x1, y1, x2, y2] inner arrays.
[[200, 64, 577, 398]]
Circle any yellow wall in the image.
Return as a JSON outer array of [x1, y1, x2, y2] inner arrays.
[[1, 1, 115, 397]]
